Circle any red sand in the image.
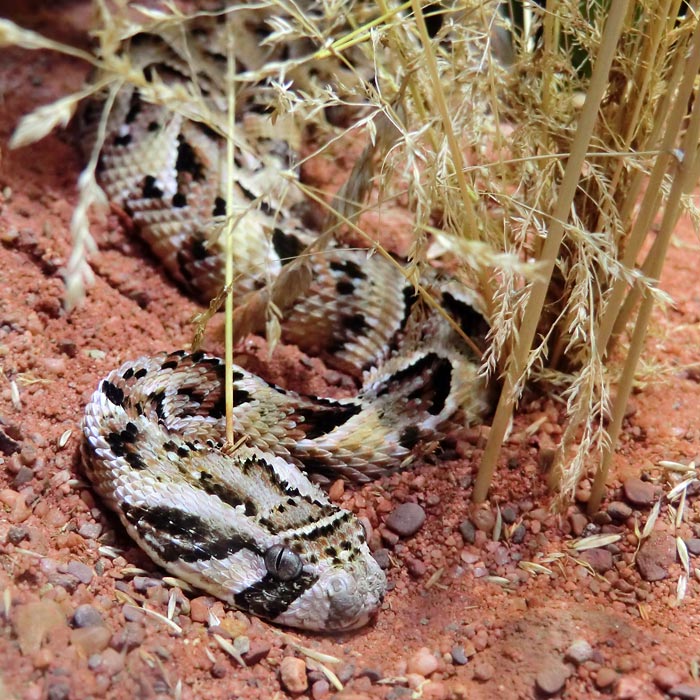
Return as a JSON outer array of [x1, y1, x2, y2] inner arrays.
[[1, 4, 700, 700]]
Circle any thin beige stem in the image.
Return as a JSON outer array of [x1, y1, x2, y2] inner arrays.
[[588, 65, 700, 515], [473, 0, 630, 503], [598, 10, 700, 352], [224, 17, 236, 446], [410, 0, 479, 238]]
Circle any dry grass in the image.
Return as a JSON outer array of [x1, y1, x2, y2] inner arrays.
[[3, 0, 700, 508]]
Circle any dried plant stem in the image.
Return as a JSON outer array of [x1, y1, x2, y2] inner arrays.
[[540, 0, 559, 118], [588, 74, 700, 513], [473, 0, 630, 503], [548, 3, 700, 490], [224, 16, 236, 446], [598, 11, 700, 352], [410, 0, 479, 238]]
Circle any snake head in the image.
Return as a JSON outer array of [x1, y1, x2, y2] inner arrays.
[[266, 537, 387, 631]]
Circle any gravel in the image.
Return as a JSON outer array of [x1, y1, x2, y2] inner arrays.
[[579, 547, 614, 574], [470, 508, 496, 533], [622, 477, 656, 506], [66, 560, 94, 585], [279, 656, 308, 694], [406, 647, 439, 677], [595, 667, 618, 689], [684, 538, 700, 556], [636, 532, 676, 581], [607, 501, 633, 522], [72, 604, 104, 628], [668, 683, 700, 699], [384, 503, 426, 537], [565, 638, 593, 665], [372, 548, 391, 569], [458, 520, 476, 544], [535, 663, 570, 695], [450, 646, 469, 665]]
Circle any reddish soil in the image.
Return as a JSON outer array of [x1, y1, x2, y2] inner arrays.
[[2, 5, 700, 700]]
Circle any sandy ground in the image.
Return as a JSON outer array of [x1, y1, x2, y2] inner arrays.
[[2, 4, 700, 700]]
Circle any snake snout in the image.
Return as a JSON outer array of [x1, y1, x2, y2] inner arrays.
[[324, 557, 387, 631]]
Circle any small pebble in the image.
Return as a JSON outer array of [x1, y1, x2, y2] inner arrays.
[[385, 503, 426, 537], [13, 466, 34, 487], [472, 661, 495, 682], [407, 647, 439, 677], [511, 525, 526, 544], [66, 561, 93, 585], [189, 596, 211, 623], [72, 604, 103, 628], [77, 522, 102, 540], [470, 508, 495, 533], [568, 513, 588, 536], [684, 539, 700, 556], [7, 526, 29, 545], [47, 683, 70, 700], [458, 520, 476, 544], [279, 656, 308, 694], [501, 505, 517, 524], [242, 639, 271, 665], [211, 662, 227, 678], [450, 646, 468, 666], [406, 558, 426, 578], [310, 679, 330, 700], [607, 501, 632, 522], [637, 532, 676, 581], [535, 663, 570, 695], [357, 668, 382, 683], [372, 548, 391, 570], [565, 638, 593, 665], [99, 648, 126, 676], [580, 547, 613, 574], [622, 477, 656, 506], [668, 684, 700, 699], [328, 479, 344, 501], [595, 667, 618, 689], [132, 576, 162, 592], [654, 667, 683, 690]]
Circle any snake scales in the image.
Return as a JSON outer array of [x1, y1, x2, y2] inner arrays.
[[82, 10, 491, 631]]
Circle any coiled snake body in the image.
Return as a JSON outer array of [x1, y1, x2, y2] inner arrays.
[[82, 15, 491, 631]]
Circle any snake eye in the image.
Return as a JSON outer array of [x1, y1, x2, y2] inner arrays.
[[264, 544, 303, 581]]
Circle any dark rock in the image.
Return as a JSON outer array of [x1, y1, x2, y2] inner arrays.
[[569, 513, 588, 536], [72, 604, 103, 628], [637, 532, 676, 581], [7, 526, 29, 545], [458, 520, 476, 544], [0, 429, 20, 455], [685, 538, 700, 556], [13, 466, 34, 487], [501, 506, 517, 524], [242, 640, 271, 665], [451, 646, 468, 665], [511, 525, 527, 544], [607, 501, 633, 522], [622, 477, 656, 506], [357, 668, 383, 683], [372, 548, 391, 570], [580, 547, 613, 574], [385, 503, 426, 537]]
